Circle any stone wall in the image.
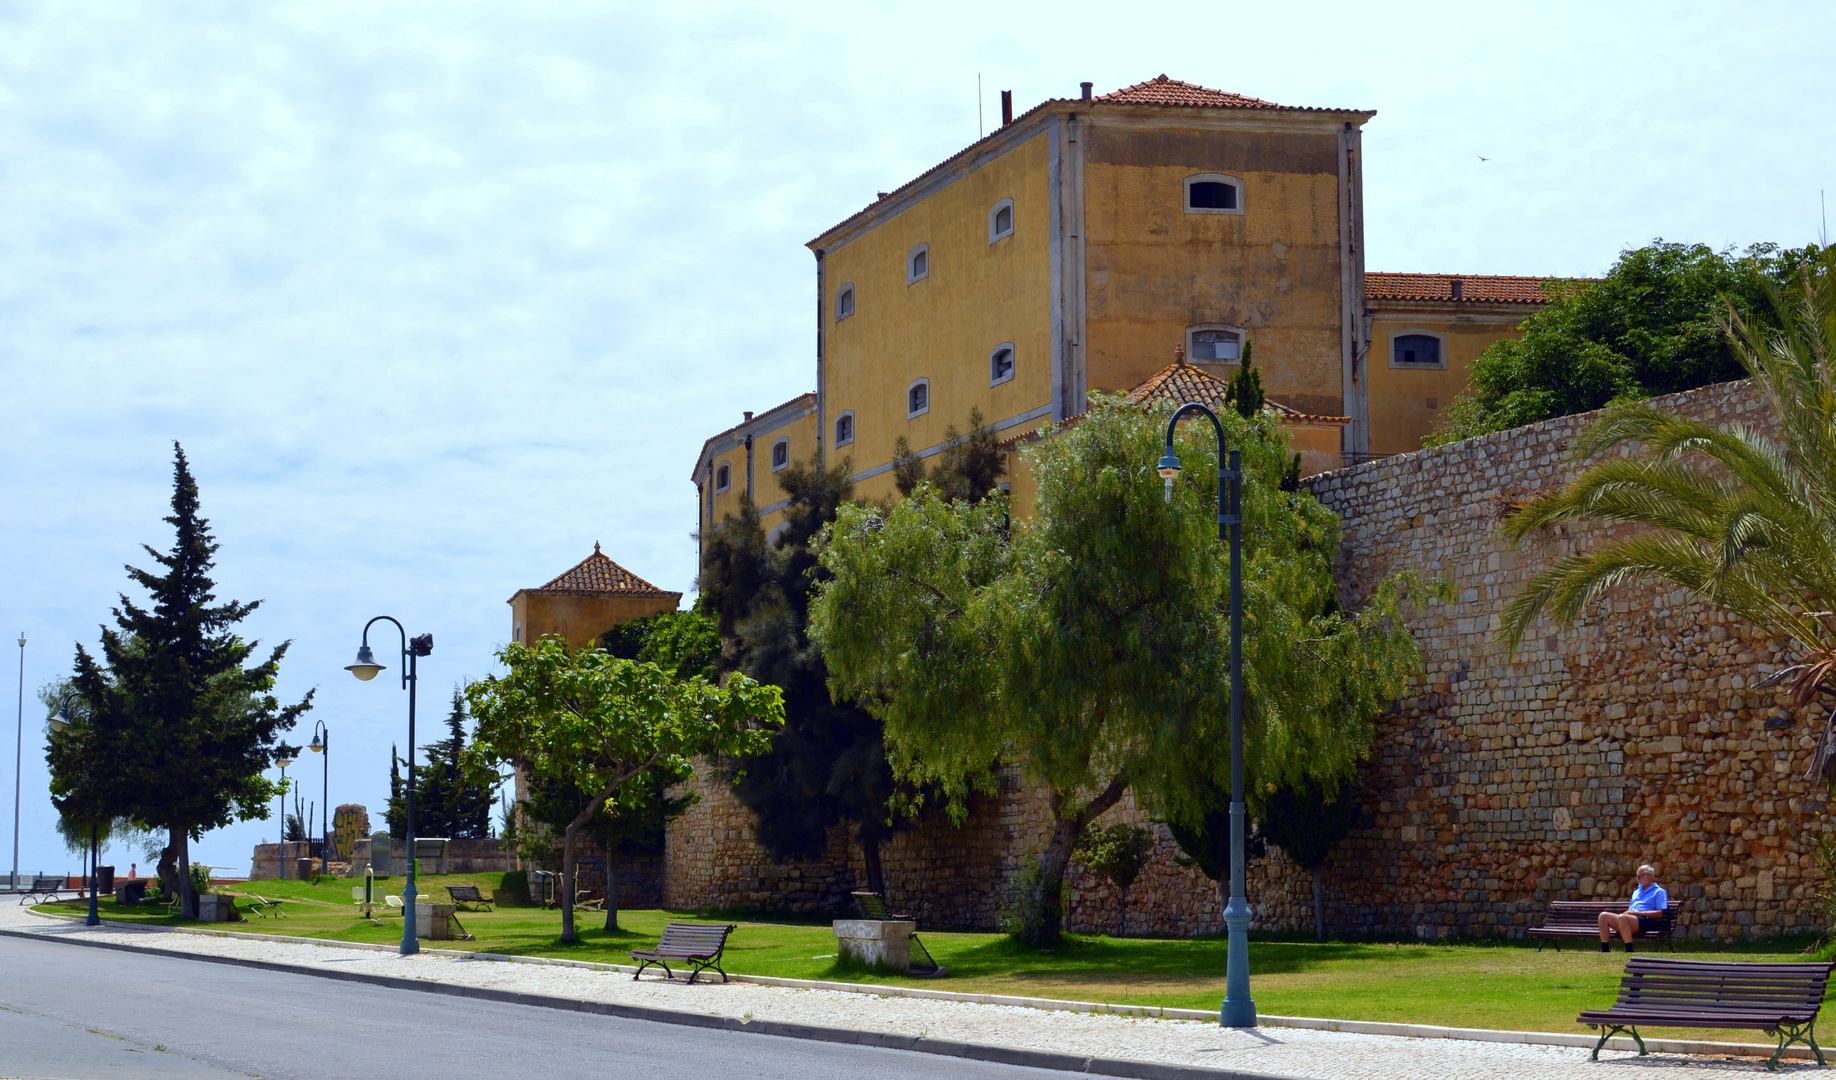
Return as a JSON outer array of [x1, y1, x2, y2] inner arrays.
[[662, 378, 1830, 940], [1289, 378, 1828, 941]]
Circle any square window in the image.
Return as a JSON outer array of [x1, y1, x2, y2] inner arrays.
[[911, 249, 927, 279], [1393, 334, 1443, 367], [990, 345, 1015, 384], [908, 382, 928, 416], [771, 439, 789, 469], [835, 413, 854, 446], [836, 286, 854, 320], [1191, 329, 1241, 362]]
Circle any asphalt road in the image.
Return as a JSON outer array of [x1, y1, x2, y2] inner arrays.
[[0, 935, 1073, 1080]]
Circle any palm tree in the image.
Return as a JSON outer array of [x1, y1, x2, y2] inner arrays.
[[1499, 250, 1836, 768]]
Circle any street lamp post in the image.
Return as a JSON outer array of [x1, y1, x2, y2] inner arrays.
[[308, 721, 329, 877], [347, 617, 432, 956], [48, 695, 100, 927], [13, 633, 23, 895], [1155, 402, 1256, 1029], [274, 748, 297, 880]]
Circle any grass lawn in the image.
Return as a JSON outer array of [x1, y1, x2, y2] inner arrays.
[[37, 871, 1828, 1045]]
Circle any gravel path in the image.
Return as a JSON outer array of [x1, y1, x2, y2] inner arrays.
[[0, 903, 1813, 1078]]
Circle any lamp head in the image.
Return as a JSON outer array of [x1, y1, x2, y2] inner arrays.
[[1156, 449, 1183, 503], [47, 695, 75, 732], [276, 750, 297, 769], [345, 644, 384, 682], [308, 732, 323, 754]]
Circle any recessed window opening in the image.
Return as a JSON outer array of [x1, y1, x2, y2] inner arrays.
[[834, 412, 854, 446], [989, 199, 1014, 243], [989, 343, 1016, 386], [771, 438, 789, 471], [1184, 174, 1245, 215], [908, 244, 929, 284], [1187, 325, 1244, 363], [836, 284, 854, 320], [907, 379, 930, 418], [1392, 333, 1444, 368], [715, 463, 731, 492]]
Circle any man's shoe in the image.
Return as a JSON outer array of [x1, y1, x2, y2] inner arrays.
[[1599, 941, 1610, 953], [1624, 943, 1634, 953]]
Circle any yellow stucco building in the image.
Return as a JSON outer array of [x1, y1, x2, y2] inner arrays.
[[695, 75, 1556, 532]]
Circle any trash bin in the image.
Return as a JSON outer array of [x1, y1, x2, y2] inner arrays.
[[295, 857, 315, 879], [95, 866, 115, 893]]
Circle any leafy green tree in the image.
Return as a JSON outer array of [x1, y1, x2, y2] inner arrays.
[[600, 610, 720, 682], [1073, 822, 1156, 936], [388, 690, 497, 839], [53, 444, 310, 918], [1258, 779, 1361, 940], [892, 409, 1009, 503], [464, 636, 783, 942], [1500, 251, 1836, 724], [1429, 241, 1823, 446], [811, 397, 1427, 945], [699, 452, 904, 893]]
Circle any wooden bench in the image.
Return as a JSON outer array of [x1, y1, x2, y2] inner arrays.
[[242, 893, 288, 919], [18, 875, 70, 905], [630, 922, 737, 984], [1579, 956, 1835, 1069], [1528, 900, 1680, 951], [446, 884, 492, 911]]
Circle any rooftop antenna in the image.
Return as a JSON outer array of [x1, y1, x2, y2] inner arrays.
[[977, 72, 983, 139]]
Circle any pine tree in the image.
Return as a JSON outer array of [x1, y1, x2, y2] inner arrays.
[[58, 444, 311, 918]]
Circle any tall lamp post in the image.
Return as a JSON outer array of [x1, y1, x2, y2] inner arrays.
[[346, 617, 432, 956], [274, 748, 297, 880], [308, 721, 329, 876], [1155, 402, 1256, 1029], [13, 633, 23, 894], [47, 695, 100, 927]]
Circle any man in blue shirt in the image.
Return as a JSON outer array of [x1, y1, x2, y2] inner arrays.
[[1598, 865, 1668, 952]]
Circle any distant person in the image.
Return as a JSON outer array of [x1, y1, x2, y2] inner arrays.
[[129, 862, 137, 880], [1598, 865, 1668, 952]]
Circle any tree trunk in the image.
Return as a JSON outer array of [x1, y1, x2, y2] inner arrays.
[[602, 837, 620, 934], [1117, 887, 1128, 938], [861, 829, 885, 895], [175, 826, 197, 920], [560, 820, 579, 943], [156, 841, 179, 902], [1311, 864, 1326, 942], [1025, 776, 1129, 948]]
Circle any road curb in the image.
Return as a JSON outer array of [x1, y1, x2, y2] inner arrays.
[[10, 913, 1805, 1064], [0, 926, 1300, 1080]]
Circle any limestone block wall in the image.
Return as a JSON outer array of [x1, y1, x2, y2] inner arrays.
[[1287, 378, 1830, 940]]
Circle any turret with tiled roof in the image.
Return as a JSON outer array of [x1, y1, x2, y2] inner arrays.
[[527, 542, 676, 598], [507, 544, 682, 652]]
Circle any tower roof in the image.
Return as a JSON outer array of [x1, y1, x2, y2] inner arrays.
[[521, 543, 678, 598]]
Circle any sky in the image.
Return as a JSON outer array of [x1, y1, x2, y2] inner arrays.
[[1, 0, 1831, 880]]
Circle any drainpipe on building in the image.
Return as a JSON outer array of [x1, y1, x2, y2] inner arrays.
[[744, 425, 754, 502]]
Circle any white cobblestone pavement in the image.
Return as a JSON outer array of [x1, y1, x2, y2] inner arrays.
[[1, 902, 1822, 1079]]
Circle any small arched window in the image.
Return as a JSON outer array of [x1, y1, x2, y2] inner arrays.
[[989, 343, 1016, 386], [1392, 333, 1445, 368], [907, 379, 930, 418], [834, 412, 854, 446], [1187, 325, 1244, 363], [771, 438, 789, 471], [908, 244, 929, 284], [835, 283, 854, 321], [1184, 174, 1244, 215], [715, 463, 731, 492], [988, 199, 1014, 243]]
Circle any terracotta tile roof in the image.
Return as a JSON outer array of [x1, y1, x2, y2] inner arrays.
[[527, 544, 679, 598], [1365, 272, 1568, 305], [1097, 75, 1280, 110], [1125, 360, 1351, 425]]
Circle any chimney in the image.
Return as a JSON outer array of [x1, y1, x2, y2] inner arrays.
[[743, 410, 754, 422], [1080, 81, 1093, 102], [1000, 90, 1013, 126], [1450, 278, 1464, 300]]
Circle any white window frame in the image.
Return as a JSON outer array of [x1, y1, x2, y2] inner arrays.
[[834, 411, 855, 447], [907, 243, 930, 284], [989, 342, 1016, 386], [1185, 324, 1246, 365], [988, 199, 1015, 243], [714, 462, 732, 493], [770, 437, 790, 472], [906, 378, 931, 419], [1388, 329, 1448, 370], [1184, 173, 1245, 216], [835, 283, 854, 321]]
